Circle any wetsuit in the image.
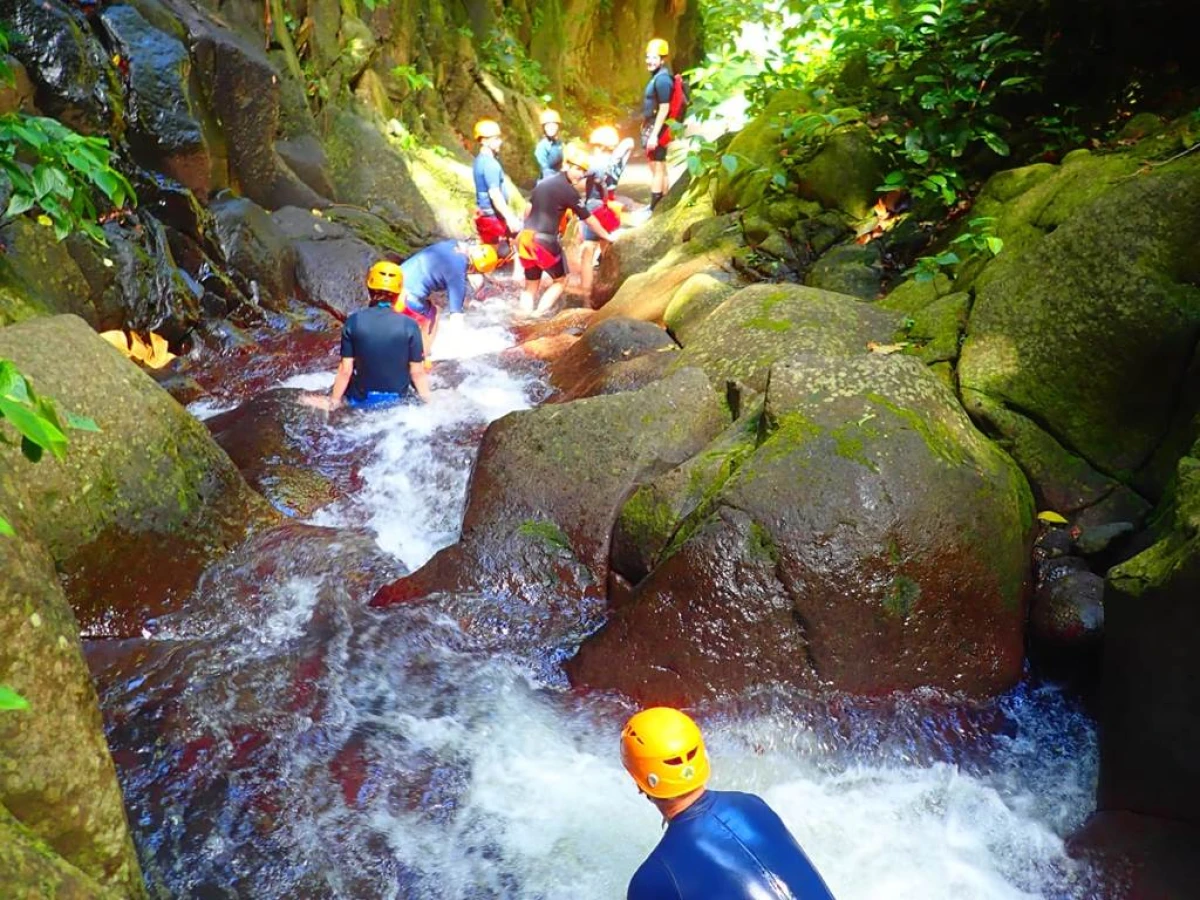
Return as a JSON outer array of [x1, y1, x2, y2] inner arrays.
[[642, 66, 673, 162], [399, 240, 471, 330], [534, 135, 563, 181], [517, 173, 591, 280], [339, 303, 425, 406], [473, 149, 514, 245], [627, 790, 835, 900]]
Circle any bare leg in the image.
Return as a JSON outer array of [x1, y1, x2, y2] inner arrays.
[[579, 241, 598, 305], [520, 278, 540, 314], [535, 277, 566, 316]]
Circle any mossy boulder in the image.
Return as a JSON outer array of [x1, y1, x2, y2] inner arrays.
[[790, 126, 884, 219], [1100, 436, 1200, 824], [0, 315, 275, 629], [0, 219, 94, 327], [804, 240, 884, 300], [371, 368, 729, 652], [569, 353, 1034, 701], [713, 90, 812, 214], [959, 152, 1200, 512], [548, 317, 677, 401], [0, 536, 145, 898], [663, 272, 740, 345], [670, 283, 902, 394]]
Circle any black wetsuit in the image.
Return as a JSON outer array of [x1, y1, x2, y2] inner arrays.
[[339, 303, 425, 404]]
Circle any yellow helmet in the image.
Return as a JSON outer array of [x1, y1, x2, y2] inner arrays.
[[540, 109, 562, 126], [474, 118, 502, 140], [366, 260, 404, 294], [589, 126, 620, 149], [646, 38, 669, 57], [468, 243, 499, 274], [562, 142, 592, 170], [620, 707, 711, 799]]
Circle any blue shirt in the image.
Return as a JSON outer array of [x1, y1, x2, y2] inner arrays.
[[339, 304, 424, 401], [643, 67, 673, 122], [628, 791, 835, 900], [401, 240, 470, 314], [535, 136, 563, 180], [473, 150, 508, 214]]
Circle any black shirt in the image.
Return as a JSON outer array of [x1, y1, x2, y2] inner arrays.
[[524, 172, 591, 235], [340, 304, 425, 399], [643, 67, 672, 122]]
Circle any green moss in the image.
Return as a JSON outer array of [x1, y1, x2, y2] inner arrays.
[[830, 423, 879, 472], [517, 518, 573, 552], [866, 391, 969, 467], [744, 315, 793, 333], [747, 521, 780, 564], [618, 487, 678, 550], [883, 575, 921, 618]]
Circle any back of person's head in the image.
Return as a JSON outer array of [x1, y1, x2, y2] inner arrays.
[[620, 707, 711, 799], [366, 260, 404, 304]]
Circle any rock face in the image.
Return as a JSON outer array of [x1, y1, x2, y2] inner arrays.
[[371, 368, 729, 651], [567, 285, 1034, 701], [547, 316, 678, 400], [958, 151, 1200, 521], [0, 533, 145, 898]]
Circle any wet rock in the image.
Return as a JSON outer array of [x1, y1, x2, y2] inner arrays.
[[371, 368, 729, 652], [207, 389, 340, 518], [130, 172, 213, 247], [0, 315, 276, 630], [0, 0, 122, 136], [1030, 570, 1104, 646], [0, 218, 95, 326], [323, 205, 412, 257], [292, 236, 377, 320], [959, 150, 1200, 505], [1034, 525, 1074, 559], [0, 536, 146, 897], [190, 22, 329, 209], [570, 353, 1033, 701], [805, 240, 884, 300], [212, 196, 297, 311], [0, 55, 36, 115], [548, 317, 677, 399], [663, 272, 739, 346], [1037, 554, 1090, 585], [1074, 521, 1135, 557], [1068, 811, 1200, 900], [100, 5, 210, 196], [276, 134, 337, 200]]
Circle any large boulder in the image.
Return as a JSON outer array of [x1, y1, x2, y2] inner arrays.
[[547, 317, 678, 400], [0, 219, 95, 327], [211, 196, 297, 311], [0, 315, 276, 635], [0, 536, 145, 898], [99, 4, 211, 196], [568, 352, 1034, 701], [371, 368, 729, 651], [958, 151, 1200, 518]]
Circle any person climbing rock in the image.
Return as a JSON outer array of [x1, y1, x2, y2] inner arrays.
[[535, 109, 564, 182], [397, 240, 501, 359], [621, 707, 836, 900], [304, 261, 432, 411], [641, 38, 674, 210], [472, 119, 525, 261], [578, 125, 633, 302], [516, 142, 617, 317]]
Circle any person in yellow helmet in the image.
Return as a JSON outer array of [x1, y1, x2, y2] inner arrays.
[[621, 707, 836, 900], [516, 141, 617, 316], [394, 239, 501, 359], [472, 118, 525, 260], [642, 38, 673, 210], [535, 109, 564, 182], [309, 261, 432, 411], [577, 125, 635, 300]]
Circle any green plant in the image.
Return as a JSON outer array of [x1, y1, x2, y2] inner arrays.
[[0, 359, 100, 537], [908, 215, 1003, 282], [478, 20, 548, 95], [0, 26, 135, 245], [0, 686, 29, 711], [391, 64, 433, 93]]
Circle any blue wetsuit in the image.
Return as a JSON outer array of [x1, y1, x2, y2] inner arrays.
[[339, 303, 424, 406], [628, 790, 835, 900], [535, 136, 563, 181], [400, 240, 470, 315], [473, 150, 509, 215]]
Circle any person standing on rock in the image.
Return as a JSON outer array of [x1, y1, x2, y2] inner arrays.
[[642, 38, 674, 211], [517, 142, 617, 317], [397, 240, 501, 358], [578, 125, 633, 302], [473, 119, 525, 264], [305, 261, 431, 411], [621, 707, 836, 900], [535, 109, 564, 182]]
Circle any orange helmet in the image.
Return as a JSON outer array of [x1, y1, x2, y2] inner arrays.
[[646, 38, 669, 57], [540, 109, 562, 126], [366, 260, 403, 294], [468, 243, 499, 274], [589, 126, 620, 149], [620, 707, 711, 799], [474, 119, 502, 140], [562, 142, 592, 170]]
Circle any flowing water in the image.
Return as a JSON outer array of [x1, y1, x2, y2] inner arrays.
[[89, 291, 1104, 899]]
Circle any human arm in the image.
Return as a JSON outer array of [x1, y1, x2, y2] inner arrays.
[[409, 361, 431, 402], [627, 857, 681, 900], [583, 214, 615, 243], [328, 356, 354, 410], [489, 184, 524, 231]]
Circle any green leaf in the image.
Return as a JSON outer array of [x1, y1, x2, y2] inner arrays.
[[0, 396, 68, 459], [985, 235, 1004, 255], [720, 154, 740, 175], [4, 193, 35, 218], [982, 132, 1010, 156], [64, 411, 100, 432], [934, 251, 961, 266], [0, 514, 14, 537], [0, 685, 29, 711]]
